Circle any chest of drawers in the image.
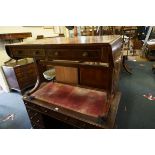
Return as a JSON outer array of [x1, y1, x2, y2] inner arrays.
[[2, 61, 37, 93]]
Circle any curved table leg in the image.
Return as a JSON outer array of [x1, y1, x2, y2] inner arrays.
[[26, 58, 46, 95], [122, 56, 132, 74], [26, 78, 41, 95]]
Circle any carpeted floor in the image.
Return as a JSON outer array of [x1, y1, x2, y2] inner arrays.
[[117, 61, 155, 129], [0, 61, 155, 129], [0, 92, 31, 129]]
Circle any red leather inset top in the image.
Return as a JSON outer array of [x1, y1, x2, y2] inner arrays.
[[31, 82, 109, 118]]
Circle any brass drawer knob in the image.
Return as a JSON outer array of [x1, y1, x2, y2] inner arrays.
[[82, 52, 88, 57], [54, 51, 59, 56], [54, 107, 59, 111], [44, 110, 48, 113]]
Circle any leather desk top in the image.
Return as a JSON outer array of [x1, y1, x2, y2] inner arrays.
[[31, 82, 109, 118]]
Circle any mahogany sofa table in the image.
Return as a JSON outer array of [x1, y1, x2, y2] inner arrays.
[[5, 35, 122, 129]]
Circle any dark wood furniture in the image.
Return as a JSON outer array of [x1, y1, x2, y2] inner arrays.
[[0, 32, 32, 42], [122, 55, 132, 74], [5, 35, 122, 129], [2, 60, 37, 94], [0, 32, 32, 65], [145, 40, 155, 60]]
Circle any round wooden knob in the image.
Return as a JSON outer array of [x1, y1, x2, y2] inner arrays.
[[82, 52, 88, 57], [54, 51, 59, 56]]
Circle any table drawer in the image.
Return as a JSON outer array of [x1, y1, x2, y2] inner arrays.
[[46, 49, 101, 61], [11, 48, 45, 58]]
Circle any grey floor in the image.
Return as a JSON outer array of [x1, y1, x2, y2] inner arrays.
[[0, 61, 155, 129]]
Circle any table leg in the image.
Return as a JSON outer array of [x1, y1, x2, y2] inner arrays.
[[122, 56, 132, 74]]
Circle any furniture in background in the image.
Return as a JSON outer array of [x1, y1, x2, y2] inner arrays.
[[80, 26, 118, 36], [5, 35, 122, 129], [0, 32, 32, 65], [0, 32, 32, 43], [145, 40, 155, 60], [122, 27, 137, 56], [121, 27, 137, 74], [2, 59, 37, 94]]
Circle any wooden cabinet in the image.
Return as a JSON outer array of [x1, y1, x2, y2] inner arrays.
[[2, 60, 37, 93], [79, 66, 110, 90]]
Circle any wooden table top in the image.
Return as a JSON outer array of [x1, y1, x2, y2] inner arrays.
[[8, 35, 121, 46]]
